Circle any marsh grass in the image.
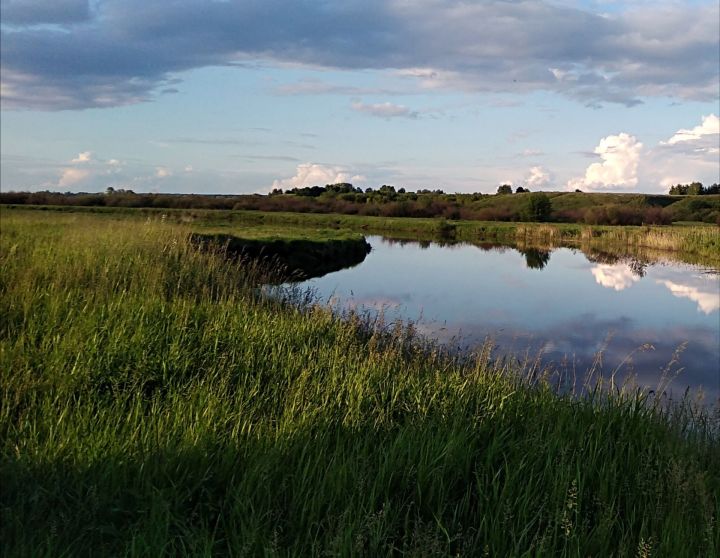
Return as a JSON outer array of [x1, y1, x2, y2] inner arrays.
[[1, 210, 719, 556]]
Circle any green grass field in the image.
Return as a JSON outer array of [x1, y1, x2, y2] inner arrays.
[[1, 209, 719, 556]]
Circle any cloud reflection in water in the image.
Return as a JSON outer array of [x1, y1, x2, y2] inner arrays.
[[657, 279, 719, 315], [591, 263, 640, 291]]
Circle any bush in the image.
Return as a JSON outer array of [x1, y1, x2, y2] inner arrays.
[[521, 193, 552, 222], [583, 205, 671, 226]]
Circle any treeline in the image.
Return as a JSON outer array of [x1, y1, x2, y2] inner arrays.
[[0, 189, 241, 210], [2, 183, 719, 225], [668, 182, 719, 195]]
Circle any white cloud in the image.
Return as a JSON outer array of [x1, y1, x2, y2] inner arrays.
[[525, 166, 552, 189], [184, 165, 193, 173], [657, 279, 719, 315], [155, 167, 172, 178], [58, 167, 91, 188], [272, 163, 366, 190], [53, 151, 112, 188], [568, 133, 643, 191], [70, 151, 93, 163], [350, 101, 418, 119], [591, 264, 640, 291], [664, 114, 719, 146], [645, 114, 720, 189]]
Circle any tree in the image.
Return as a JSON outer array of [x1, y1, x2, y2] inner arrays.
[[522, 193, 552, 222], [515, 186, 529, 193], [687, 182, 705, 195], [669, 184, 686, 195], [669, 182, 705, 195], [497, 184, 513, 195]]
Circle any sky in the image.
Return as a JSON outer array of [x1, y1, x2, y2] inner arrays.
[[1, 0, 718, 195]]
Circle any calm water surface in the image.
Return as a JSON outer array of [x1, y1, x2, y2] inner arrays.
[[295, 236, 720, 401]]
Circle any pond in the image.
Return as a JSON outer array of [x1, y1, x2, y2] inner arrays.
[[293, 236, 720, 402]]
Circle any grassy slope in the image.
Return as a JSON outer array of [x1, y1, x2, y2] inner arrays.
[[1, 210, 719, 556], [465, 192, 719, 216]]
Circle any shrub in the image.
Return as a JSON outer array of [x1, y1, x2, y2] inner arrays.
[[521, 193, 552, 222]]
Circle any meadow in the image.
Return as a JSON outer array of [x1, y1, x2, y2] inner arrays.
[[1, 208, 719, 556]]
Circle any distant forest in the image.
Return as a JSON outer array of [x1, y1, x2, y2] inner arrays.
[[2, 182, 719, 225]]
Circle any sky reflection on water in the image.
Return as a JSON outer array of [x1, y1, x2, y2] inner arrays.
[[296, 236, 720, 401]]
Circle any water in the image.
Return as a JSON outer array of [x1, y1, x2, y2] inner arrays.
[[295, 236, 720, 401]]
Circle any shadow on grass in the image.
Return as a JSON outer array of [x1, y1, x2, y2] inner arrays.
[[3, 398, 718, 557]]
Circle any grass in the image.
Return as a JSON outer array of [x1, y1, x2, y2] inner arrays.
[[4, 205, 719, 266], [190, 232, 371, 281], [1, 209, 719, 556]]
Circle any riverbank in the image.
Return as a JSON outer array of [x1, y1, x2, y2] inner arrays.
[[4, 204, 719, 266], [190, 232, 371, 281], [1, 210, 718, 556]]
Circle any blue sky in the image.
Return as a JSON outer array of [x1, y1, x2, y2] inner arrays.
[[1, 0, 718, 194]]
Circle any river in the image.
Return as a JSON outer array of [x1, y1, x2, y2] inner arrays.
[[293, 235, 720, 402]]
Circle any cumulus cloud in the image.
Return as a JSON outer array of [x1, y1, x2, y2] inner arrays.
[[568, 114, 718, 194], [568, 133, 643, 191], [645, 114, 720, 189], [155, 167, 172, 178], [658, 113, 720, 165], [1, 0, 717, 110], [664, 114, 719, 147], [524, 166, 552, 189], [51, 151, 128, 189], [58, 167, 91, 188], [350, 100, 418, 119], [272, 163, 366, 190], [70, 151, 93, 163], [591, 264, 640, 292]]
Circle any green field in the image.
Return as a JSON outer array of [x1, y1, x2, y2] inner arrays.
[[1, 209, 719, 556]]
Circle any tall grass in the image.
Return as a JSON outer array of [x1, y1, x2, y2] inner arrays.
[[1, 210, 719, 556], [5, 205, 719, 265], [511, 223, 720, 265]]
